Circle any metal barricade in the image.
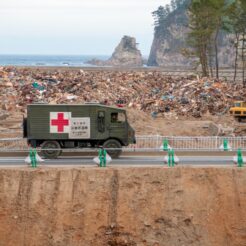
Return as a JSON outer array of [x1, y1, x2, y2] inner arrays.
[[131, 136, 246, 151], [1, 136, 246, 152], [0, 138, 27, 151]]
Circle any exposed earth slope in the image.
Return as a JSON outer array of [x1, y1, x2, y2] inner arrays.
[[0, 167, 245, 245]]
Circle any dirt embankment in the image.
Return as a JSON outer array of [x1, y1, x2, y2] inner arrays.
[[0, 167, 246, 246]]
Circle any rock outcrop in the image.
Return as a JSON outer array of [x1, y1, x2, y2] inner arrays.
[[108, 36, 143, 66], [88, 36, 143, 67]]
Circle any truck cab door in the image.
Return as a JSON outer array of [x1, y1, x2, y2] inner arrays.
[[97, 111, 105, 133], [108, 112, 128, 144], [96, 110, 110, 139]]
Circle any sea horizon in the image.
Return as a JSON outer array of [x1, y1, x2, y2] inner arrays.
[[0, 54, 149, 67], [0, 54, 110, 67]]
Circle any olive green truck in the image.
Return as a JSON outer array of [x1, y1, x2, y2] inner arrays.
[[23, 103, 136, 158]]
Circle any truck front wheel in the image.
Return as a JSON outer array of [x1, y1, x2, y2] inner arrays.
[[103, 139, 122, 158], [41, 141, 61, 159]]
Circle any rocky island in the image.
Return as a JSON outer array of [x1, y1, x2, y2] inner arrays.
[[87, 36, 143, 67]]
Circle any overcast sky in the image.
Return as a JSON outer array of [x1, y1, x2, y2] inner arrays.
[[0, 0, 170, 56]]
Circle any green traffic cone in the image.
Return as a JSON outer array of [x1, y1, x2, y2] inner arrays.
[[168, 149, 171, 167], [99, 149, 103, 167], [103, 149, 107, 167], [171, 149, 175, 167]]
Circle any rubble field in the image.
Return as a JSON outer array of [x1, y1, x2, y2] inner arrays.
[[0, 66, 244, 137], [0, 167, 245, 246]]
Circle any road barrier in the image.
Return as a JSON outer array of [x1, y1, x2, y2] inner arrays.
[[1, 136, 246, 152], [0, 138, 27, 151], [130, 136, 246, 151]]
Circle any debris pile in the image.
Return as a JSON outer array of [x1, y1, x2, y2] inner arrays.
[[0, 67, 244, 118]]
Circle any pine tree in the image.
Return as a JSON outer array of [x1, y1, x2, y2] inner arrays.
[[152, 1, 190, 38], [188, 0, 215, 76], [209, 0, 228, 79], [239, 0, 246, 84], [187, 0, 231, 77], [152, 6, 169, 37], [228, 0, 246, 83]]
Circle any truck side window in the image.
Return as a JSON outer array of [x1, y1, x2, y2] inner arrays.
[[98, 111, 105, 132], [118, 112, 126, 122], [111, 113, 118, 123], [111, 112, 126, 123]]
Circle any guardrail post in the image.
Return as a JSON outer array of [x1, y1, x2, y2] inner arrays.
[[29, 148, 37, 168], [218, 138, 231, 152], [168, 149, 171, 167], [223, 139, 229, 151], [237, 149, 244, 167], [99, 148, 107, 167], [163, 139, 169, 151], [171, 149, 175, 167], [167, 149, 175, 167]]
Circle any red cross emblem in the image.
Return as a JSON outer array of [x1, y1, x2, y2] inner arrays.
[[50, 112, 70, 133]]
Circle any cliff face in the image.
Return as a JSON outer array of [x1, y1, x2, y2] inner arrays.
[[148, 5, 235, 67], [0, 167, 246, 246], [148, 6, 191, 67], [88, 36, 143, 67], [148, 24, 192, 67]]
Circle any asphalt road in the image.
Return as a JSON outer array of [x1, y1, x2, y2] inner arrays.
[[0, 156, 236, 166]]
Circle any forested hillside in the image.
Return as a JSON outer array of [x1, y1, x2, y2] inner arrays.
[[148, 0, 246, 82]]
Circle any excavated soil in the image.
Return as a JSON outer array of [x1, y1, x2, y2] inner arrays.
[[0, 167, 246, 246]]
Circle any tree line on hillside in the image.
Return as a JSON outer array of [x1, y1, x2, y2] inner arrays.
[[152, 0, 190, 39], [152, 0, 246, 83]]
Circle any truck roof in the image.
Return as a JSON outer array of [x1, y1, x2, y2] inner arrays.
[[28, 103, 126, 111]]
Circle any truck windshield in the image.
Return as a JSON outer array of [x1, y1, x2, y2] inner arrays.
[[111, 112, 126, 123], [235, 103, 241, 107]]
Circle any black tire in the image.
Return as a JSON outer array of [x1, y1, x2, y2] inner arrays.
[[102, 139, 122, 158], [41, 141, 61, 159]]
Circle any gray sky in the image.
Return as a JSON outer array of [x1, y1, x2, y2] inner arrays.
[[0, 0, 170, 56]]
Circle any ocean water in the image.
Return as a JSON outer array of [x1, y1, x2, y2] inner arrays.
[[0, 55, 110, 67]]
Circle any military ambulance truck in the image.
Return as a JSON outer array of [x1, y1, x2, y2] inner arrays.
[[23, 103, 136, 158]]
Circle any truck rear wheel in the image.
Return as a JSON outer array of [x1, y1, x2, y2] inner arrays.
[[41, 141, 61, 159], [103, 139, 122, 158]]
